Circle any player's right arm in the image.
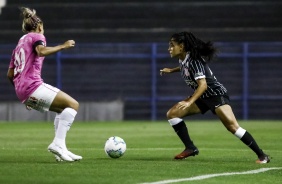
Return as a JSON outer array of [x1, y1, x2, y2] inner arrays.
[[7, 49, 15, 86], [7, 68, 14, 86], [160, 67, 180, 76], [35, 40, 75, 57]]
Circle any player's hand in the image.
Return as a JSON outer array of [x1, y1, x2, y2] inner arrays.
[[160, 68, 172, 76], [176, 101, 192, 110], [63, 40, 75, 49], [26, 105, 32, 111]]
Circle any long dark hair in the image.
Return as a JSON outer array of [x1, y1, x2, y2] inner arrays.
[[170, 31, 217, 61]]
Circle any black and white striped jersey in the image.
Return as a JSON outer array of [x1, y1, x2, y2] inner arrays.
[[179, 54, 227, 98]]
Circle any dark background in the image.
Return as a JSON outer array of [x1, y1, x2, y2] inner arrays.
[[1, 0, 282, 120]]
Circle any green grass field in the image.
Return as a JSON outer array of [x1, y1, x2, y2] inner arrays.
[[0, 120, 281, 184]]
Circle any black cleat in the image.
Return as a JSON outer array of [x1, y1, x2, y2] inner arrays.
[[256, 153, 270, 164]]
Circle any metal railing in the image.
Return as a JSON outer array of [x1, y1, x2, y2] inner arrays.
[[1, 42, 282, 120]]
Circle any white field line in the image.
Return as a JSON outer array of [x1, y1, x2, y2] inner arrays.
[[139, 167, 282, 184]]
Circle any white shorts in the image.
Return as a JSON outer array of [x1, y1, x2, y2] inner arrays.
[[24, 83, 60, 112]]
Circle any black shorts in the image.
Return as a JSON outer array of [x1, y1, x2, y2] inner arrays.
[[195, 94, 230, 114]]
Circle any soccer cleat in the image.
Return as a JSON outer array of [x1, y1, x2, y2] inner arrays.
[[48, 142, 74, 162], [54, 150, 82, 161], [256, 154, 270, 164], [55, 155, 63, 162], [174, 148, 199, 160], [67, 150, 83, 161]]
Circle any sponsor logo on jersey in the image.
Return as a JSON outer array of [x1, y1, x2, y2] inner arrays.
[[184, 80, 197, 87]]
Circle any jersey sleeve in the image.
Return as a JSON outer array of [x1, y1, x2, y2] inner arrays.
[[31, 34, 46, 53], [190, 59, 206, 80], [32, 40, 45, 50], [32, 34, 46, 47]]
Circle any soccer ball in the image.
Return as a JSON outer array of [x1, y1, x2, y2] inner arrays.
[[104, 136, 126, 158]]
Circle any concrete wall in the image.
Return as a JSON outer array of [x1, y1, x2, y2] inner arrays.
[[0, 100, 124, 122]]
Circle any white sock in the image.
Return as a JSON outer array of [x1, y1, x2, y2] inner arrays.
[[168, 118, 183, 126], [54, 113, 60, 134], [53, 108, 77, 150], [234, 127, 246, 139]]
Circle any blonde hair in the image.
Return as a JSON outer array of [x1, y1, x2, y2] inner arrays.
[[20, 7, 43, 33]]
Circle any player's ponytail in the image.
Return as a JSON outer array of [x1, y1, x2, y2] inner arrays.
[[20, 7, 43, 33]]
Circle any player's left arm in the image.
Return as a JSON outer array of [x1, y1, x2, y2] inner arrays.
[[177, 78, 207, 110], [177, 60, 207, 110], [189, 78, 207, 103], [35, 40, 75, 57], [188, 60, 208, 104]]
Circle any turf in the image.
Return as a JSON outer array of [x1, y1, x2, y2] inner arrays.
[[0, 120, 281, 184]]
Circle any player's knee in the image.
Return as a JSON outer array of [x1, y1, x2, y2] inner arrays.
[[70, 100, 79, 111], [166, 109, 177, 119], [225, 123, 239, 134]]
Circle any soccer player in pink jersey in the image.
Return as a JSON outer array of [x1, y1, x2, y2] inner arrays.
[[7, 7, 82, 162]]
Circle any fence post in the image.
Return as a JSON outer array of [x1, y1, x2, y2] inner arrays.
[[151, 43, 157, 121], [242, 43, 249, 120], [56, 52, 62, 89]]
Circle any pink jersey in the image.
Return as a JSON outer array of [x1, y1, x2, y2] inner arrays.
[[9, 33, 46, 102]]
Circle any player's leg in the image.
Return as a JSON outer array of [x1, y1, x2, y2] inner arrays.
[[52, 113, 63, 162], [167, 97, 201, 159], [52, 112, 81, 161], [49, 90, 82, 161], [50, 90, 78, 150], [215, 104, 270, 163], [49, 90, 79, 113], [24, 83, 75, 161]]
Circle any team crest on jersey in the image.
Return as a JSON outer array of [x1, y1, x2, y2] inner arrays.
[[184, 68, 190, 76], [27, 96, 38, 106]]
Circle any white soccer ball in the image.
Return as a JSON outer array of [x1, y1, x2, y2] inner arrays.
[[104, 136, 126, 158]]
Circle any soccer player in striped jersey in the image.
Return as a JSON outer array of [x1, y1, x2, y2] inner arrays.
[[7, 7, 82, 162], [160, 31, 270, 164]]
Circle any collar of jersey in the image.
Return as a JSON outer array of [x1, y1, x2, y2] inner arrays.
[[179, 53, 190, 65]]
